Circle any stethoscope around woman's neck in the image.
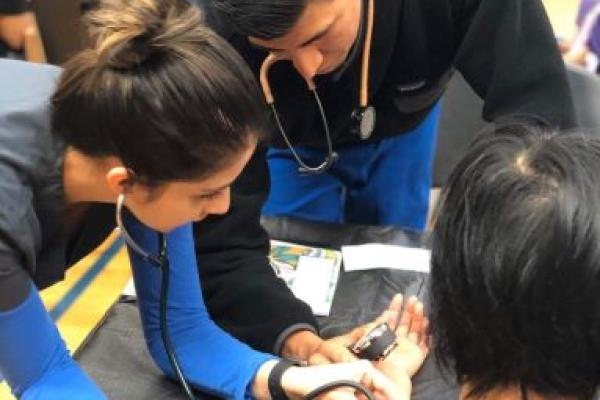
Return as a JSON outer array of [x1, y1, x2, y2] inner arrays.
[[259, 0, 376, 175], [116, 193, 166, 266], [116, 192, 198, 399]]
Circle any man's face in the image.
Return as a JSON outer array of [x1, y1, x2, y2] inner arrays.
[[249, 0, 361, 82]]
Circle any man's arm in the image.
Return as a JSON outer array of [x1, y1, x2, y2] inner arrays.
[[194, 147, 320, 356], [187, 2, 359, 362], [453, 0, 577, 129]]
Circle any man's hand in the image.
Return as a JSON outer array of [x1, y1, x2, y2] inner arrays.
[[282, 329, 358, 364]]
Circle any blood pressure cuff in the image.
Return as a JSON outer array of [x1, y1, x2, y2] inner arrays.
[[124, 214, 276, 400], [0, 282, 106, 399]]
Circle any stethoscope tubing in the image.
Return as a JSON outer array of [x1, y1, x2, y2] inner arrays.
[[116, 193, 162, 265], [115, 193, 197, 399], [268, 91, 338, 174]]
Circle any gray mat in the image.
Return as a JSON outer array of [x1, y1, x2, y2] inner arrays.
[[78, 216, 458, 399]]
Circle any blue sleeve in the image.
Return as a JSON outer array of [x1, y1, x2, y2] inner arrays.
[[124, 214, 276, 400], [0, 282, 106, 399]]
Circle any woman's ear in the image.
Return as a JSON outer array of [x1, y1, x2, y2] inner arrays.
[[106, 166, 133, 196]]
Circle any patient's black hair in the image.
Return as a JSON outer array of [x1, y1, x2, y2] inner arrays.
[[430, 123, 600, 399]]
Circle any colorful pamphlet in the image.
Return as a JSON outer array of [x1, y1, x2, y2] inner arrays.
[[270, 240, 342, 316]]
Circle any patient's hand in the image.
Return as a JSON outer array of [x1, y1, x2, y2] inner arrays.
[[374, 295, 429, 379], [312, 295, 428, 396], [324, 295, 429, 379], [289, 294, 429, 389]]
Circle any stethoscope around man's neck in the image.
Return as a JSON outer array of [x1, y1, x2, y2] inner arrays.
[[259, 0, 376, 175]]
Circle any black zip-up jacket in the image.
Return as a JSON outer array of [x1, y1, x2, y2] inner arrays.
[[193, 0, 577, 354]]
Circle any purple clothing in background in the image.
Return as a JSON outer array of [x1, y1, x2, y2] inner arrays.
[[578, 0, 600, 56]]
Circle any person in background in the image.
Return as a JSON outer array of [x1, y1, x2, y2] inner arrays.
[[561, 0, 600, 72], [430, 123, 600, 400]]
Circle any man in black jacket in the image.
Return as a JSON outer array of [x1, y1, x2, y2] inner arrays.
[[192, 0, 576, 370]]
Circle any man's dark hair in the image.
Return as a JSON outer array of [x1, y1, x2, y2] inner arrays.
[[213, 0, 307, 39], [430, 123, 600, 399], [52, 0, 268, 187]]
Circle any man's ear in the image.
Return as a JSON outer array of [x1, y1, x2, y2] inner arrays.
[[106, 166, 133, 196]]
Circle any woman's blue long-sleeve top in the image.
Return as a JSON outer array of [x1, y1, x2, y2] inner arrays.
[[0, 214, 275, 399], [124, 213, 276, 399]]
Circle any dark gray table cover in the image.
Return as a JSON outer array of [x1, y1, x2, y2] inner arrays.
[[77, 216, 458, 399]]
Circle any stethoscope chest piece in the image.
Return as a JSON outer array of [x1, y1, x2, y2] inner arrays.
[[351, 105, 376, 140]]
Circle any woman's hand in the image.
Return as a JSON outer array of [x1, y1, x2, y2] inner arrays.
[[281, 360, 406, 400]]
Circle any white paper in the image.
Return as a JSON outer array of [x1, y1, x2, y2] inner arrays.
[[290, 256, 340, 316], [341, 244, 430, 273]]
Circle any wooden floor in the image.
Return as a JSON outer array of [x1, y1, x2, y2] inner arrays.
[[0, 232, 131, 400]]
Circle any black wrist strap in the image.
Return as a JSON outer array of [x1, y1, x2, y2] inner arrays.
[[268, 359, 297, 400]]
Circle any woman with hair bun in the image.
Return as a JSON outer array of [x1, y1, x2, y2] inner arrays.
[[0, 0, 416, 399]]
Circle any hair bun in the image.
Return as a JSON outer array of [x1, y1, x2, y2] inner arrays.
[[87, 0, 195, 69]]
